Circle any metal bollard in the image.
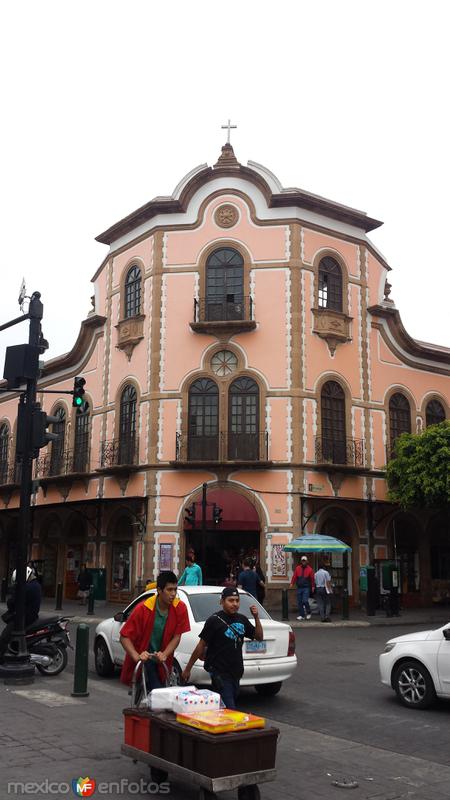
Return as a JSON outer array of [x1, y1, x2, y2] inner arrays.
[[71, 623, 90, 697], [281, 589, 289, 620], [55, 582, 63, 611], [86, 585, 95, 616], [1, 578, 7, 603], [342, 588, 349, 620]]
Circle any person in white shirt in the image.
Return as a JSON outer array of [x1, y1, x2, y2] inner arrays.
[[314, 561, 332, 623]]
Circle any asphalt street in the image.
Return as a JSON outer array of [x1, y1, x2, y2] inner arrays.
[[78, 620, 450, 765], [1, 617, 449, 799]]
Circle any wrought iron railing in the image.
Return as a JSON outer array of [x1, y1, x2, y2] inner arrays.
[[175, 431, 269, 462], [0, 461, 22, 485], [34, 448, 90, 478], [193, 296, 253, 323], [315, 437, 365, 467], [100, 437, 139, 468]]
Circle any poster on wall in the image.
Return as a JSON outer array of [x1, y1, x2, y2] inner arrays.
[[271, 544, 287, 577], [159, 543, 173, 571]]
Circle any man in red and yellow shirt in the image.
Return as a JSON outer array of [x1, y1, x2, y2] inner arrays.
[[120, 571, 190, 689]]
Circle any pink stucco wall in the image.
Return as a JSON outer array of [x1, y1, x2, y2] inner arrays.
[[165, 196, 287, 266], [162, 273, 215, 391], [302, 229, 360, 277], [234, 269, 289, 389]]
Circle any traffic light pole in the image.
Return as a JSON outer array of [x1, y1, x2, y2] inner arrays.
[[0, 293, 43, 683]]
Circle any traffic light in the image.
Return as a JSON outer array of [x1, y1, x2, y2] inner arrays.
[[185, 504, 196, 527], [72, 376, 86, 408], [31, 405, 60, 455], [213, 504, 223, 525]]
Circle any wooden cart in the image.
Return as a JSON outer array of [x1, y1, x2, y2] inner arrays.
[[122, 661, 278, 800]]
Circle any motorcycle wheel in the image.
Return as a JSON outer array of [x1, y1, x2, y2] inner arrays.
[[36, 645, 68, 676]]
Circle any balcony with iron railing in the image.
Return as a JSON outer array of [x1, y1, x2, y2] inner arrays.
[[190, 296, 257, 335], [99, 436, 140, 471], [315, 436, 365, 468], [174, 431, 270, 466], [0, 461, 22, 487], [34, 448, 91, 480]]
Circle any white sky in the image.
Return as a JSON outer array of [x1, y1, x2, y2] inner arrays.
[[1, 0, 449, 373]]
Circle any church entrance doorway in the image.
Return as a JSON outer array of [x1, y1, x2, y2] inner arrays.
[[184, 488, 261, 586]]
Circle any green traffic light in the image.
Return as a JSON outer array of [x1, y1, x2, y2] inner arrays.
[[75, 396, 83, 406]]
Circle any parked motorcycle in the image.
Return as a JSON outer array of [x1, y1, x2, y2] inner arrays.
[[2, 615, 72, 675]]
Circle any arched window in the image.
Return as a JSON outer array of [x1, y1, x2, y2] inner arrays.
[[228, 377, 259, 460], [0, 423, 9, 484], [49, 407, 66, 475], [206, 248, 244, 321], [73, 401, 90, 472], [119, 385, 137, 464], [320, 381, 346, 464], [389, 393, 411, 452], [188, 379, 219, 460], [124, 265, 142, 319], [426, 399, 446, 427], [318, 257, 343, 312]]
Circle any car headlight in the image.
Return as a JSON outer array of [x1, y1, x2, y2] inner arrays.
[[383, 643, 396, 653]]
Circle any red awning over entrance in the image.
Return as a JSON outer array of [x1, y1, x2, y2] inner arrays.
[[184, 489, 260, 531]]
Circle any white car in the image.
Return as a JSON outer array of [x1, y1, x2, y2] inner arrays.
[[379, 622, 450, 709], [94, 585, 297, 696]]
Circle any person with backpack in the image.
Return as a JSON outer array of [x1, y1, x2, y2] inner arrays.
[[290, 555, 315, 620], [181, 587, 263, 709]]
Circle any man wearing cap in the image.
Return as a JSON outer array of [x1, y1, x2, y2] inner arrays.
[[181, 587, 263, 709], [290, 555, 315, 620]]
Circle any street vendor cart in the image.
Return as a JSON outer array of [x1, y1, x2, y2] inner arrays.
[[121, 661, 279, 800]]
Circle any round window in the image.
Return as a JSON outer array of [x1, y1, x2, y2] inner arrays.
[[211, 350, 238, 377]]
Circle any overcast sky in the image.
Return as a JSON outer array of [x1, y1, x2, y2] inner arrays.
[[0, 0, 449, 374]]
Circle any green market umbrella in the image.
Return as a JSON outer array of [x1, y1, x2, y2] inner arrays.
[[283, 534, 352, 553]]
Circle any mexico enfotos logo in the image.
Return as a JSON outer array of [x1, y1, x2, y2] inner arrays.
[[7, 777, 170, 795]]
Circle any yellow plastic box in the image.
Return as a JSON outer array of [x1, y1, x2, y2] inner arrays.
[[175, 709, 265, 734]]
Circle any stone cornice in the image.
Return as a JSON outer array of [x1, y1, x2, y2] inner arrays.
[[95, 161, 383, 246], [368, 304, 450, 369]]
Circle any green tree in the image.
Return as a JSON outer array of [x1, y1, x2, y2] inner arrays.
[[386, 421, 450, 511]]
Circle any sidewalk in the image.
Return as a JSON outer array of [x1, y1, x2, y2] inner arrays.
[[1, 596, 449, 628], [0, 666, 449, 800]]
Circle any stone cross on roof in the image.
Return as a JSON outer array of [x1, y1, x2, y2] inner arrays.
[[221, 119, 237, 144]]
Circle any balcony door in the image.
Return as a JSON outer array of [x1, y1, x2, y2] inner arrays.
[[0, 424, 9, 484], [50, 407, 66, 475], [321, 381, 346, 464], [188, 379, 219, 460], [119, 386, 137, 464], [228, 377, 259, 461], [206, 248, 244, 321], [73, 401, 90, 472]]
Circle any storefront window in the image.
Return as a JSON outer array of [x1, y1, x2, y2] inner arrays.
[[112, 544, 132, 591]]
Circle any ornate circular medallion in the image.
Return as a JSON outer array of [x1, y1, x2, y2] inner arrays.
[[214, 204, 239, 229], [211, 350, 238, 377]]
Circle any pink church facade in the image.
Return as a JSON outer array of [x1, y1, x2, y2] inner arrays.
[[0, 143, 449, 607]]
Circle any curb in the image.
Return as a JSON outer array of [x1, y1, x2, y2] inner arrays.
[[274, 615, 449, 629]]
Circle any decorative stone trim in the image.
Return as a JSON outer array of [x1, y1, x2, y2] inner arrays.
[[116, 314, 145, 361], [312, 307, 352, 356], [214, 203, 239, 228]]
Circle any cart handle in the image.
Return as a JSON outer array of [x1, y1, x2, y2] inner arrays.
[[130, 655, 170, 708]]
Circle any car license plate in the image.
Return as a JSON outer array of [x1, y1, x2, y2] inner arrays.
[[246, 640, 266, 654]]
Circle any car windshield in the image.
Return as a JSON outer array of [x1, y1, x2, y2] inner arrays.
[[186, 592, 271, 623]]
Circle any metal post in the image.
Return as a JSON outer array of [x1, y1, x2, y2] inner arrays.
[[55, 582, 63, 611], [86, 585, 95, 616], [342, 551, 349, 620], [71, 623, 90, 697], [281, 589, 289, 620], [200, 482, 207, 574], [0, 293, 43, 684]]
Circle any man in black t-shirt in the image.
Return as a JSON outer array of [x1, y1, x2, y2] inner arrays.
[[181, 587, 263, 709]]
